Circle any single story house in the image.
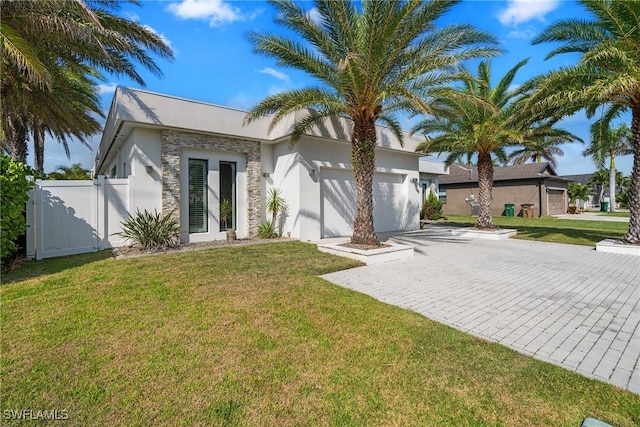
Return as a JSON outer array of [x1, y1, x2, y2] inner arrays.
[[438, 162, 571, 217], [94, 87, 425, 243]]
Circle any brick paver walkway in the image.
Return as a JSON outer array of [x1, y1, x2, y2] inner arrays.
[[321, 229, 640, 393]]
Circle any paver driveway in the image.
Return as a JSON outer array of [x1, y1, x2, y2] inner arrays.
[[321, 228, 640, 393]]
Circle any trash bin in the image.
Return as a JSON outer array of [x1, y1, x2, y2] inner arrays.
[[504, 203, 515, 217], [600, 201, 609, 212], [521, 204, 534, 218], [470, 204, 479, 216]]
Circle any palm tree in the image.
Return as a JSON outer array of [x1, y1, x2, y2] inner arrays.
[[522, 0, 640, 244], [588, 168, 609, 206], [0, 0, 174, 172], [245, 0, 498, 246], [508, 131, 576, 169], [413, 60, 579, 229], [48, 163, 91, 180], [583, 122, 632, 211]]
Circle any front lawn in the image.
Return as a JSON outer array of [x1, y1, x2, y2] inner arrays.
[[1, 242, 638, 426], [441, 215, 628, 246]]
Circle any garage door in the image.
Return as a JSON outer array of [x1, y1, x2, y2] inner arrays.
[[321, 169, 406, 238], [547, 189, 566, 215]]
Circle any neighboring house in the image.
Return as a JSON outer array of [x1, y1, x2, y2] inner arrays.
[[562, 173, 599, 208], [94, 87, 425, 243], [438, 163, 571, 217], [418, 159, 449, 202]]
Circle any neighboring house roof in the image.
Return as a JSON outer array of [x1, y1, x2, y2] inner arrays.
[[561, 174, 593, 185], [439, 162, 568, 185], [95, 86, 424, 175]]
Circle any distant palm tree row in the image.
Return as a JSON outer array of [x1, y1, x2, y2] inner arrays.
[[0, 0, 173, 172]]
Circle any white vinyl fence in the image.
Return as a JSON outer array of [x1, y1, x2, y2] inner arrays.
[[26, 176, 132, 260]]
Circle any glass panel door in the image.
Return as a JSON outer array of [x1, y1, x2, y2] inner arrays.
[[219, 161, 236, 231], [188, 159, 208, 233]]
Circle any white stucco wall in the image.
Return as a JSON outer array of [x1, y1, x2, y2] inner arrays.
[[268, 142, 301, 238], [279, 137, 422, 241]]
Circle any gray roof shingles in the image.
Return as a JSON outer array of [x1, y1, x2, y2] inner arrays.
[[439, 162, 570, 184]]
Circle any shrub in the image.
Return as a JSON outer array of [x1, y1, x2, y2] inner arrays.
[[115, 209, 181, 250], [257, 221, 278, 239], [421, 191, 443, 220], [1, 154, 35, 263]]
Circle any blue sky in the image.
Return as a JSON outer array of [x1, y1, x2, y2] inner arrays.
[[33, 0, 634, 176]]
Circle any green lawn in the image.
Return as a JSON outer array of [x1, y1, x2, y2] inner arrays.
[[441, 215, 628, 246], [2, 242, 638, 426]]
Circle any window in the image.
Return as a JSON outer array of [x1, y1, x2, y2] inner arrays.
[[438, 189, 447, 204], [421, 183, 428, 201], [219, 161, 236, 231], [188, 159, 208, 233], [110, 166, 117, 179]]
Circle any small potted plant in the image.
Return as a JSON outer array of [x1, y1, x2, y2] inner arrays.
[[220, 198, 235, 241]]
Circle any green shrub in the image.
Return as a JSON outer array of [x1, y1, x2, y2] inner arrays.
[[115, 209, 181, 250], [421, 191, 443, 220], [257, 221, 278, 239], [1, 154, 35, 263]]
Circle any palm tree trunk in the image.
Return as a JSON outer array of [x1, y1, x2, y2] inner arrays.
[[476, 151, 495, 229], [609, 167, 616, 212], [350, 119, 379, 246], [622, 105, 640, 244], [33, 121, 45, 173], [4, 115, 29, 163]]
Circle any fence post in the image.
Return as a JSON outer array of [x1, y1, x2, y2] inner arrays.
[[96, 175, 105, 250]]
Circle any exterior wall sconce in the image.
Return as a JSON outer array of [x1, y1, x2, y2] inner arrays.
[[262, 172, 270, 178], [146, 165, 154, 174]]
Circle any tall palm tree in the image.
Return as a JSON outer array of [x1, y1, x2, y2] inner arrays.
[[0, 0, 174, 172], [413, 60, 579, 229], [583, 122, 632, 211], [245, 0, 498, 246], [522, 0, 640, 244], [508, 131, 576, 169]]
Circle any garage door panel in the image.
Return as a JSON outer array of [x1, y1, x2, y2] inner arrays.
[[321, 169, 406, 238], [321, 171, 356, 238], [548, 190, 565, 215]]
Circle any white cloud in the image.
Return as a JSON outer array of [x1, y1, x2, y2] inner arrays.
[[166, 0, 250, 26], [121, 11, 140, 22], [307, 7, 322, 26], [97, 83, 118, 94], [497, 0, 559, 26], [258, 67, 290, 83], [507, 26, 537, 39]]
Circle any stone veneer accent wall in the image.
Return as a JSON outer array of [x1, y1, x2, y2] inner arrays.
[[161, 129, 261, 236]]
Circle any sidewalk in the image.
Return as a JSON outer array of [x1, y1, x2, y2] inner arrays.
[[321, 232, 639, 393], [554, 212, 630, 222]]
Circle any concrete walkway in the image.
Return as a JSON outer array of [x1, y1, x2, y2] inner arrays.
[[321, 228, 640, 393], [554, 212, 630, 222]]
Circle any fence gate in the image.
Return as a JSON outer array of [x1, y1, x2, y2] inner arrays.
[[26, 176, 132, 260]]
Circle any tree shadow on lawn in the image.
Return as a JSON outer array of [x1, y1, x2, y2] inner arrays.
[[1, 250, 114, 285]]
